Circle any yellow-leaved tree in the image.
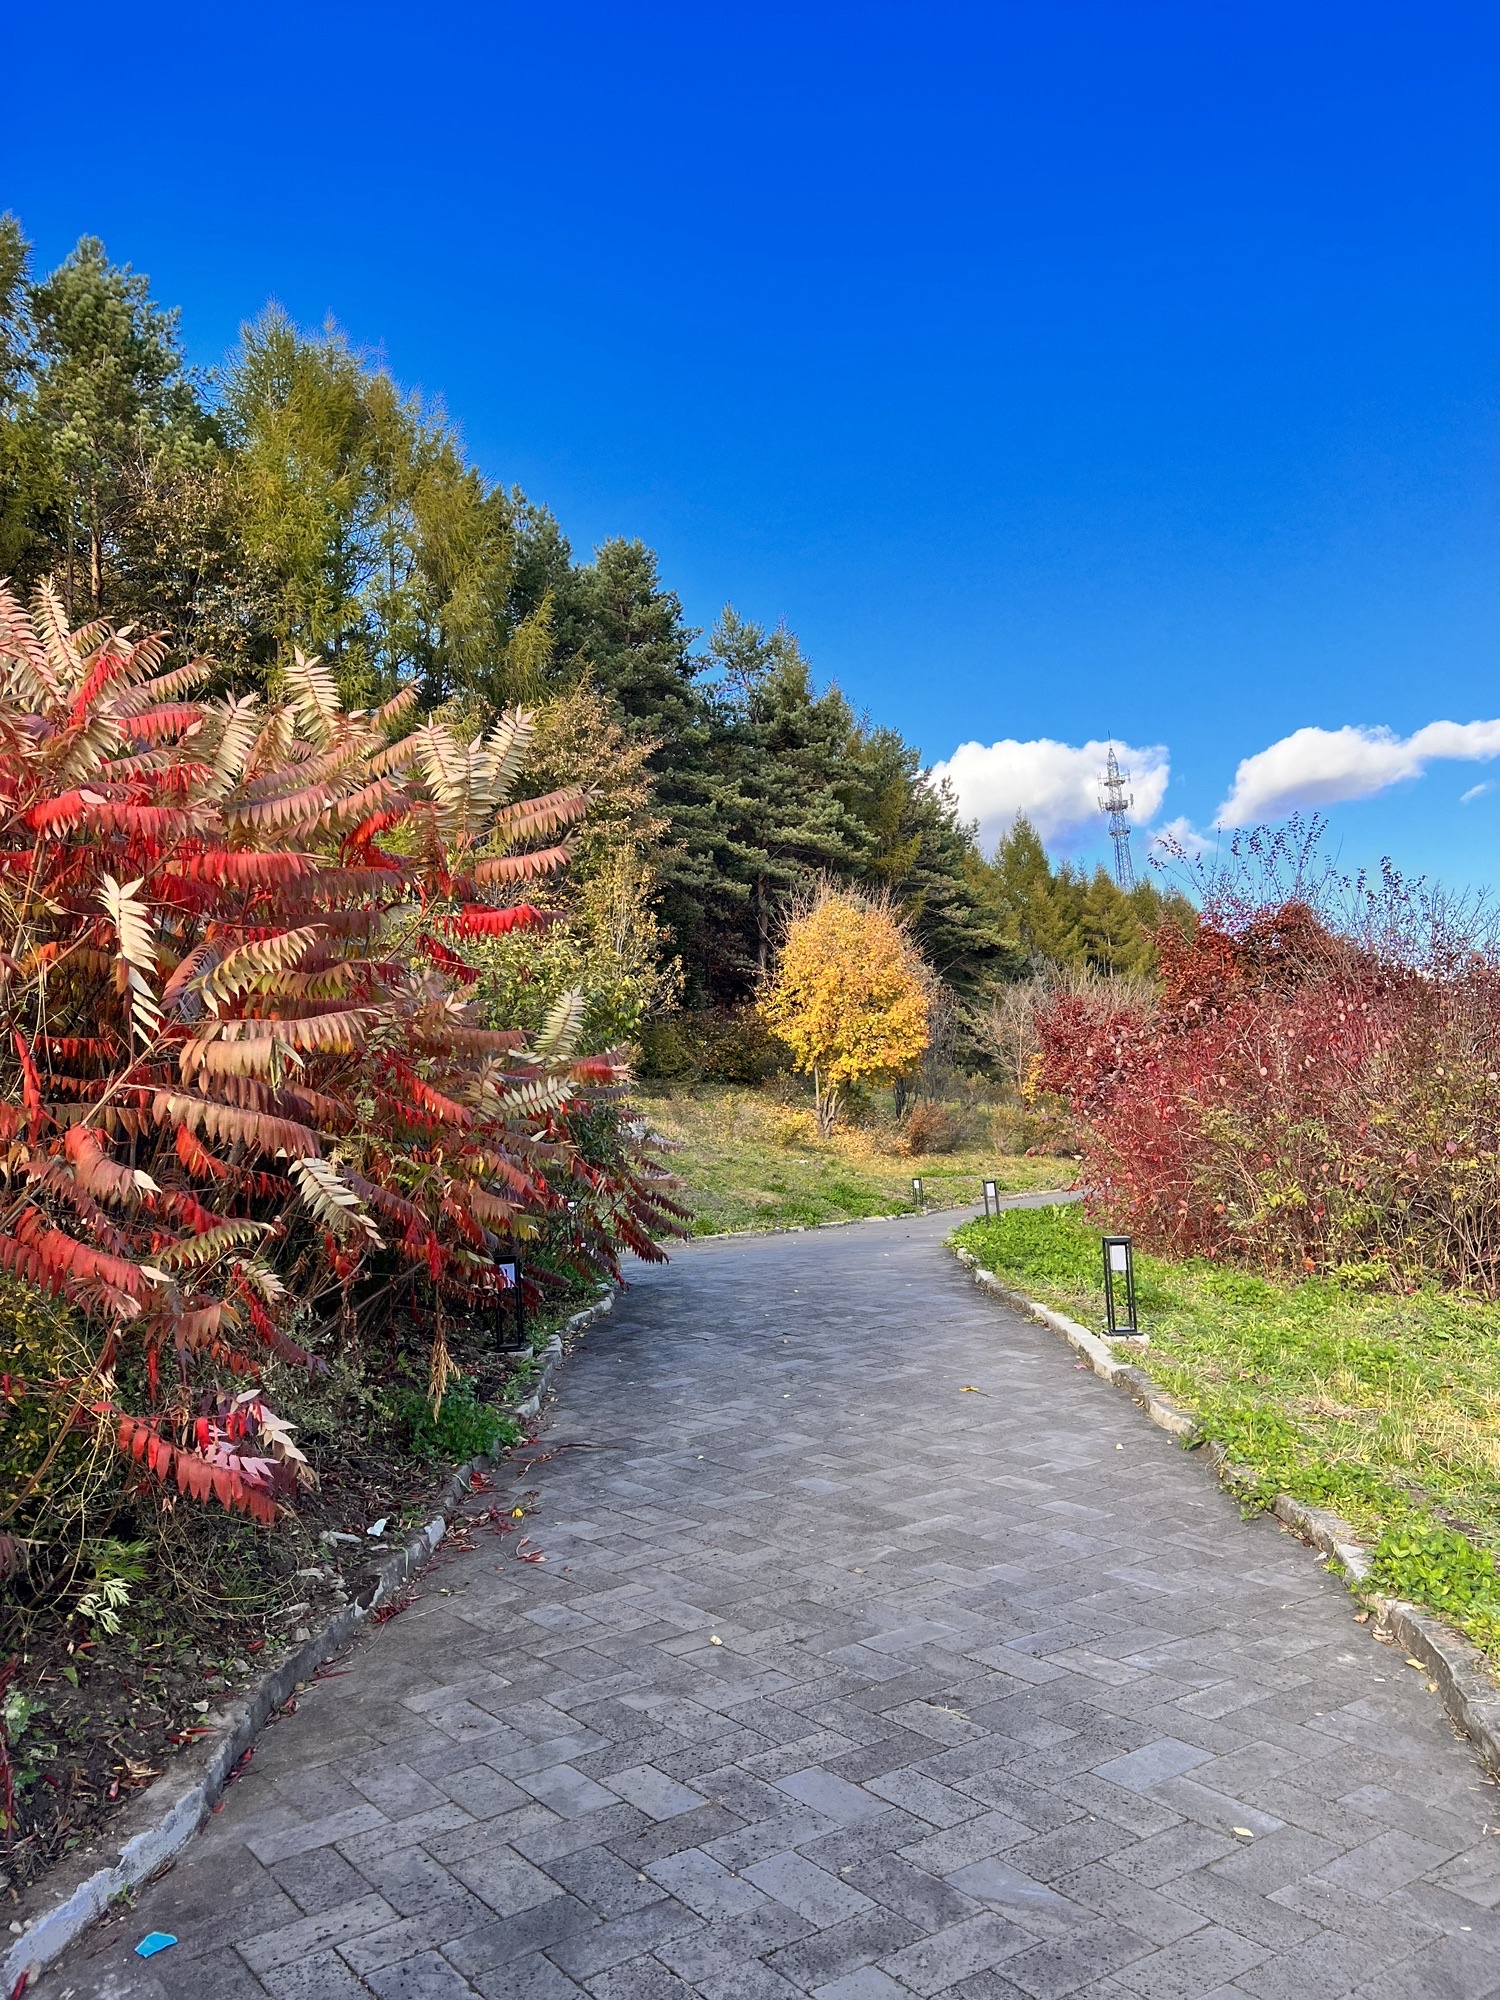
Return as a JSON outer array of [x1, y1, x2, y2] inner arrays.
[[761, 888, 932, 1135]]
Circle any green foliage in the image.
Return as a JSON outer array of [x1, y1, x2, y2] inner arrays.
[[953, 1203, 1100, 1289], [956, 1199, 1500, 1658], [0, 1277, 117, 1567], [1367, 1523, 1500, 1621], [638, 1007, 786, 1083], [388, 1381, 522, 1465], [974, 814, 1191, 978], [73, 1540, 150, 1636]]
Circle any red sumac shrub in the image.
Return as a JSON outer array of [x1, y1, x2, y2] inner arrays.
[[0, 586, 684, 1535], [1037, 896, 1500, 1293]]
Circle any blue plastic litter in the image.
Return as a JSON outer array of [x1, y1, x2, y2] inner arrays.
[[135, 1932, 178, 1958]]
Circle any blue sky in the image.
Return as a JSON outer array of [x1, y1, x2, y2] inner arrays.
[[7, 1, 1499, 887]]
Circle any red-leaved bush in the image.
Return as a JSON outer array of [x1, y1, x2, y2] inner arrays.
[[1036, 888, 1500, 1294], [0, 584, 684, 1536]]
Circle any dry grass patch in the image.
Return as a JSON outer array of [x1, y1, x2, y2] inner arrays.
[[644, 1085, 1068, 1235]]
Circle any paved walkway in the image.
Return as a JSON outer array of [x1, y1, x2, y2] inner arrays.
[[50, 1208, 1500, 2000]]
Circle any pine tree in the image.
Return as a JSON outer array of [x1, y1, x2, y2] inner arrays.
[[709, 608, 871, 978], [28, 236, 212, 620], [554, 544, 760, 997]]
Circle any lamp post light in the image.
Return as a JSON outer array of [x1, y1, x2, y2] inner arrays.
[[911, 1176, 924, 1208], [1102, 1234, 1138, 1336], [496, 1255, 525, 1349], [982, 1178, 999, 1220]]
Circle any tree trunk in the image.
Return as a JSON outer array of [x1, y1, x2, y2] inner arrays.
[[813, 1068, 839, 1138], [64, 482, 77, 620], [89, 476, 103, 613]]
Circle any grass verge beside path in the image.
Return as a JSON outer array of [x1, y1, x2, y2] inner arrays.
[[954, 1202, 1500, 1664], [646, 1086, 1068, 1234]]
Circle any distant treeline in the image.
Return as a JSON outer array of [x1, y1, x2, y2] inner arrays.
[[0, 220, 1189, 1016]]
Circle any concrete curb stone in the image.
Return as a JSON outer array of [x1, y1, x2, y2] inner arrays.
[[949, 1240, 1500, 1781], [3, 1291, 614, 1995]]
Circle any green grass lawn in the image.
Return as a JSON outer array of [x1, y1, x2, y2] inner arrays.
[[953, 1201, 1500, 1657], [644, 1085, 1069, 1236]]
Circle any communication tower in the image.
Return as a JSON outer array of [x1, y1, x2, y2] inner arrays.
[[1098, 746, 1136, 891]]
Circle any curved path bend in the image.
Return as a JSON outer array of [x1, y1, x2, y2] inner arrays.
[[52, 1208, 1500, 2000]]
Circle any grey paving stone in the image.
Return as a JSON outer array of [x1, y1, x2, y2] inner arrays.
[[363, 1953, 482, 1998], [845, 1850, 982, 1930], [269, 1842, 371, 1915], [1111, 1922, 1270, 1996], [44, 1214, 1500, 2000], [350, 1760, 456, 1820], [257, 1947, 376, 1999], [1053, 1863, 1207, 1947], [1103, 1820, 1241, 1888], [1230, 1922, 1400, 1999], [431, 1763, 532, 1819], [1316, 1829, 1459, 1901], [340, 1900, 497, 1973], [947, 1858, 1093, 1939], [1349, 1929, 1500, 1998], [246, 1801, 390, 1864], [743, 1849, 875, 1924], [546, 1897, 705, 1979], [153, 1945, 266, 1999], [584, 1961, 699, 2000], [471, 1954, 587, 2000], [516, 1762, 621, 1818], [997, 1917, 1154, 1998], [444, 1841, 569, 1918], [812, 1972, 910, 2000], [692, 1963, 808, 2000], [1159, 1866, 1320, 1950], [652, 1898, 817, 1981], [766, 1907, 925, 1988], [878, 1911, 1034, 1994], [604, 1764, 706, 1820], [644, 1845, 767, 1917], [544, 1844, 668, 1917], [1092, 1740, 1214, 1793], [239, 1891, 402, 1972], [777, 1765, 887, 1823], [441, 1894, 600, 1973]]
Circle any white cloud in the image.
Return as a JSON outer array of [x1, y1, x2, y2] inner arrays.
[[931, 736, 1170, 851], [1149, 815, 1216, 862], [1462, 781, 1493, 805], [1216, 719, 1500, 827]]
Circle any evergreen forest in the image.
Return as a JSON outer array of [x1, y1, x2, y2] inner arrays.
[[0, 217, 1184, 1048]]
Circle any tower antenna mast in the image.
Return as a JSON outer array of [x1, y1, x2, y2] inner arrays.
[[1098, 746, 1136, 891]]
